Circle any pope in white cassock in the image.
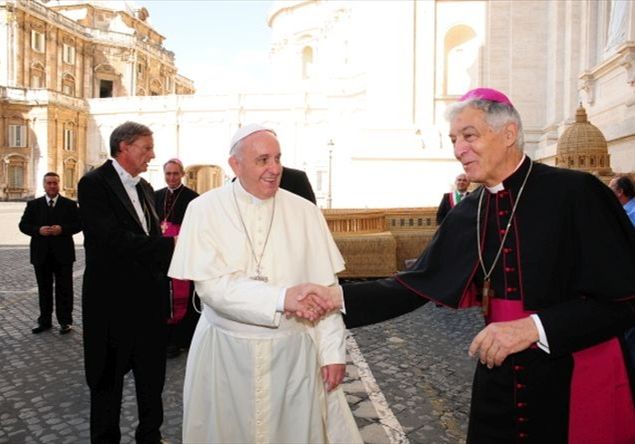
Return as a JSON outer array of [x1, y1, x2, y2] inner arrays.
[[168, 124, 362, 443]]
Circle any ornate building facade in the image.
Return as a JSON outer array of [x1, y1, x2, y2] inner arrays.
[[83, 0, 635, 209], [0, 0, 193, 200]]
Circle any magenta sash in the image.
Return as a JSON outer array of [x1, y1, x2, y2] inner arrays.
[[489, 298, 635, 444], [162, 221, 191, 324]]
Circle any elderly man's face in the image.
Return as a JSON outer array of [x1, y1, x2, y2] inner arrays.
[[229, 131, 282, 199], [164, 162, 184, 189], [450, 107, 515, 187], [455, 174, 470, 192], [119, 135, 155, 177]]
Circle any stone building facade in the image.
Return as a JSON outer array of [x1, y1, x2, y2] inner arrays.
[[0, 0, 193, 200], [84, 0, 635, 209]]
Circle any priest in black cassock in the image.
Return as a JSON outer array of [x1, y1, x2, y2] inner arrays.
[[154, 158, 199, 358], [309, 88, 635, 443]]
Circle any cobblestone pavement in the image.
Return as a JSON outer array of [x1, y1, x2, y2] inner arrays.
[[0, 203, 483, 444]]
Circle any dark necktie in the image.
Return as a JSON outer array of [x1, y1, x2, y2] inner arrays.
[[47, 198, 55, 224]]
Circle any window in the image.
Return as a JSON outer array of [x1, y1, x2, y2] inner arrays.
[[9, 125, 26, 148], [64, 164, 76, 189], [64, 127, 74, 151], [63, 44, 75, 65], [31, 30, 45, 53], [8, 159, 25, 188], [62, 74, 75, 96], [30, 73, 43, 88], [62, 82, 74, 96], [302, 46, 314, 80], [442, 25, 478, 96], [99, 79, 113, 98]]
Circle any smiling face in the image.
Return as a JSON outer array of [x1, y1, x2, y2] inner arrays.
[[449, 106, 521, 187], [229, 130, 282, 199], [119, 134, 155, 177]]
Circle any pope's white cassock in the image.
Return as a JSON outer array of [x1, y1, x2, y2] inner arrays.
[[169, 179, 362, 443]]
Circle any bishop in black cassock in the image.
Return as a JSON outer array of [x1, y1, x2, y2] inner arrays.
[[334, 88, 635, 443]]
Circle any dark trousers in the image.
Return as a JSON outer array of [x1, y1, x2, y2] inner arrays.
[[89, 330, 167, 444], [33, 257, 73, 326]]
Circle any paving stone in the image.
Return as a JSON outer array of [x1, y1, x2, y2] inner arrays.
[[1, 204, 483, 443]]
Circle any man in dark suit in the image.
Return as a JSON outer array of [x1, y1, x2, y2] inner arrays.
[[19, 172, 81, 335], [78, 121, 175, 443], [436, 173, 470, 224], [280, 166, 316, 204], [154, 158, 199, 358]]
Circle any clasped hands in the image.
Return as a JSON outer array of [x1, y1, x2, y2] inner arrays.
[[39, 225, 62, 236], [284, 283, 342, 322]]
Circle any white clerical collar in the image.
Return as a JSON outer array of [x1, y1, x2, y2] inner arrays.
[[168, 184, 182, 193], [485, 155, 526, 193], [234, 179, 269, 205], [112, 158, 140, 186]]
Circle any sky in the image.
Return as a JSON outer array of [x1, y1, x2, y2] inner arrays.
[[136, 0, 274, 94]]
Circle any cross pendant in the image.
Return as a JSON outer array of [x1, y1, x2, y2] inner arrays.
[[250, 274, 268, 283], [481, 279, 493, 317]]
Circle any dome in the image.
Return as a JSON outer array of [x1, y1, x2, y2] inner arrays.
[[556, 105, 612, 175]]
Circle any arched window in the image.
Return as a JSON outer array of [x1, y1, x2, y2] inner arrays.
[[7, 156, 26, 189], [30, 62, 45, 88], [62, 73, 75, 96], [444, 25, 478, 96], [63, 159, 77, 190], [302, 46, 314, 80]]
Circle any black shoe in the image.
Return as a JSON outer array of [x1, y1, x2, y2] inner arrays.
[[166, 345, 182, 359], [59, 325, 72, 335], [32, 324, 52, 334]]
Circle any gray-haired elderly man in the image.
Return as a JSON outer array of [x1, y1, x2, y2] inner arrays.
[[309, 88, 635, 443], [168, 124, 361, 443]]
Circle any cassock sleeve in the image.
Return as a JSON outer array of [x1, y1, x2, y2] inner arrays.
[[343, 277, 428, 329], [537, 174, 635, 356]]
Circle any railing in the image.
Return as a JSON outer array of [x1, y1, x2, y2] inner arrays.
[[323, 207, 438, 235], [0, 86, 87, 109], [10, 0, 91, 37], [323, 209, 386, 234]]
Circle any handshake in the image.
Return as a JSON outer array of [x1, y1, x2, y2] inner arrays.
[[283, 283, 343, 322]]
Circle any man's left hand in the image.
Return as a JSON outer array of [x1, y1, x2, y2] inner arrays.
[[468, 316, 539, 369], [50, 225, 62, 236], [321, 363, 345, 392]]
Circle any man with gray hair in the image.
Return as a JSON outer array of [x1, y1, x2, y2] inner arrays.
[[169, 124, 361, 443], [310, 88, 635, 442], [79, 121, 175, 443]]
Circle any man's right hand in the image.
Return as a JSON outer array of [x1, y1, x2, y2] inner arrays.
[[284, 283, 341, 321], [38, 226, 52, 236]]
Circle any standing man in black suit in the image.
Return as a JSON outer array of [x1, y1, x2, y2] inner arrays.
[[280, 166, 316, 204], [19, 172, 81, 335], [436, 173, 470, 224], [78, 121, 175, 443], [154, 158, 199, 358]]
